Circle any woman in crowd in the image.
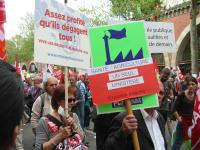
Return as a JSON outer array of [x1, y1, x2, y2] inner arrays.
[[172, 77, 197, 150], [35, 84, 86, 150]]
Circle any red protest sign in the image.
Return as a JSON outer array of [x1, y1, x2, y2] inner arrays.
[[88, 62, 159, 105]]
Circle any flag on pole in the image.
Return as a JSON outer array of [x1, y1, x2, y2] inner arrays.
[[153, 58, 159, 74], [47, 64, 54, 75], [0, 0, 6, 61], [0, 0, 6, 22], [176, 65, 184, 80], [189, 77, 200, 150], [153, 58, 160, 79]]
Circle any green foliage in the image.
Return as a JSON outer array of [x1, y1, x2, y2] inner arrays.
[[6, 39, 17, 64], [79, 3, 112, 26], [6, 13, 34, 64], [110, 0, 162, 20]]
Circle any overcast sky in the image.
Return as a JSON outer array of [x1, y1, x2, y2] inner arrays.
[[4, 0, 107, 39]]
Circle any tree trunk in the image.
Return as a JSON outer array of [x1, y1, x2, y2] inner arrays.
[[190, 0, 199, 75]]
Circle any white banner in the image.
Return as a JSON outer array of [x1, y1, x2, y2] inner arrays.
[[145, 22, 176, 53], [34, 0, 91, 69]]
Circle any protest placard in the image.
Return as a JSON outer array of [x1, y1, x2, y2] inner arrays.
[[88, 58, 159, 105], [97, 94, 159, 114], [88, 21, 159, 109], [145, 21, 176, 53], [34, 0, 91, 69]]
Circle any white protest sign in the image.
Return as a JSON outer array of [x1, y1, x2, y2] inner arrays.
[[144, 22, 176, 53], [34, 0, 91, 69]]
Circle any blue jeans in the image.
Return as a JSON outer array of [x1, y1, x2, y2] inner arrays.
[[172, 122, 184, 150], [74, 100, 85, 129]]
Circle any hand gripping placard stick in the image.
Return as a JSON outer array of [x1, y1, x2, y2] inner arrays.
[[125, 99, 140, 150]]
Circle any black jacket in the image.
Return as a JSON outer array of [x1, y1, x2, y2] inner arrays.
[[103, 110, 167, 150]]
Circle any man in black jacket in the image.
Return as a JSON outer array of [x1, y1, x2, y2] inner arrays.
[[104, 81, 167, 150]]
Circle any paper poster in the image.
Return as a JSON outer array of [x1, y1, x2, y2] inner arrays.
[[88, 21, 159, 113], [145, 22, 176, 53], [34, 0, 91, 69]]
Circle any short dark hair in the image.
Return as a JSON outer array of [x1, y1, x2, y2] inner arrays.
[[161, 68, 171, 76], [68, 84, 77, 95], [51, 85, 77, 110], [0, 60, 24, 149], [189, 77, 198, 85], [51, 84, 65, 110]]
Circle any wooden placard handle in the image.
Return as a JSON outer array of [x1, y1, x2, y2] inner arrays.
[[64, 67, 69, 117], [125, 99, 140, 150]]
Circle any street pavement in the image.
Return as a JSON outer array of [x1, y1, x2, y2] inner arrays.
[[22, 123, 96, 150]]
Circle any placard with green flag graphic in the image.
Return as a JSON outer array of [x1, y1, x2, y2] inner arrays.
[[89, 21, 159, 114]]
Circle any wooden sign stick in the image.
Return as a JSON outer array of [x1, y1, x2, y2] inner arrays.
[[64, 67, 69, 117], [125, 99, 140, 150]]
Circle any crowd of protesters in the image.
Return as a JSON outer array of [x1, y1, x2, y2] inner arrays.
[[1, 58, 200, 150], [26, 71, 93, 149]]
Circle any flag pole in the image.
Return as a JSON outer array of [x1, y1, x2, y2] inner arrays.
[[125, 99, 140, 150]]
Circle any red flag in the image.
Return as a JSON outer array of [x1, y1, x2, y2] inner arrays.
[[197, 77, 200, 90], [0, 0, 6, 61], [47, 64, 54, 75], [176, 65, 184, 80], [190, 77, 200, 150], [69, 69, 76, 78], [0, 23, 6, 61], [0, 0, 6, 23], [153, 58, 159, 74]]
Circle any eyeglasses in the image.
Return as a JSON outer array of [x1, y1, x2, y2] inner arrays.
[[68, 98, 76, 103], [47, 83, 58, 87]]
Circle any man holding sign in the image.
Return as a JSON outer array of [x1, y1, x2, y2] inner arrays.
[[87, 21, 176, 150], [104, 81, 167, 150]]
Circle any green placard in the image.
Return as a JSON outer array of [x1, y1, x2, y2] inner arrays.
[[97, 94, 159, 114], [89, 21, 159, 114], [89, 21, 150, 67]]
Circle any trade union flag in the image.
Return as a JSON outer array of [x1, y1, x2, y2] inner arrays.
[[0, 0, 6, 61]]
